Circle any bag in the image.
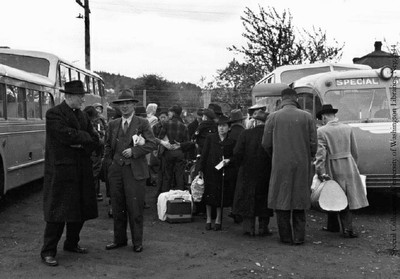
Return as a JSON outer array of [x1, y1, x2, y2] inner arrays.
[[166, 198, 192, 223], [310, 176, 348, 212], [190, 174, 204, 202], [157, 190, 192, 221]]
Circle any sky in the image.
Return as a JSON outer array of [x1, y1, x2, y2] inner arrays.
[[1, 0, 400, 86]]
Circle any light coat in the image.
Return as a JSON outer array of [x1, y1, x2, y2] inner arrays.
[[262, 99, 317, 210], [315, 119, 369, 210]]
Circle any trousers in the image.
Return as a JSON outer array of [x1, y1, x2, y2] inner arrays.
[[275, 210, 306, 244], [40, 221, 84, 257]]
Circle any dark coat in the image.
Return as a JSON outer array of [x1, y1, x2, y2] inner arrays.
[[228, 122, 245, 141], [43, 101, 99, 222], [232, 125, 273, 218], [193, 119, 217, 154], [262, 99, 317, 210], [199, 133, 236, 207], [104, 116, 157, 180]]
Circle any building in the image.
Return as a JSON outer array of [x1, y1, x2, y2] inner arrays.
[[353, 41, 400, 69]]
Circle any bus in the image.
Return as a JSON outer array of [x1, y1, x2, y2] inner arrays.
[[255, 62, 371, 85], [0, 48, 105, 197], [254, 66, 399, 190]]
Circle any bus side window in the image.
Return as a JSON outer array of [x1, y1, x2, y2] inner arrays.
[[27, 89, 41, 119], [94, 78, 99, 96], [6, 85, 25, 118], [0, 83, 5, 118], [70, 69, 79, 81], [298, 93, 314, 113], [41, 92, 54, 117], [59, 64, 70, 88], [86, 75, 94, 94]]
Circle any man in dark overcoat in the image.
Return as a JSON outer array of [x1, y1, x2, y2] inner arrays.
[[40, 80, 100, 267], [262, 88, 317, 245], [104, 89, 156, 253], [233, 111, 273, 236]]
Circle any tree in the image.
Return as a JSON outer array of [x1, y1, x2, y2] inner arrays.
[[228, 6, 344, 74]]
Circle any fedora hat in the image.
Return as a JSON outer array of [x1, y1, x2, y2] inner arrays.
[[253, 110, 268, 122], [112, 89, 139, 104], [203, 108, 216, 120], [216, 115, 230, 125], [92, 102, 103, 109], [316, 104, 339, 120], [60, 80, 88, 94], [229, 109, 245, 123], [248, 103, 266, 113], [208, 103, 223, 116]]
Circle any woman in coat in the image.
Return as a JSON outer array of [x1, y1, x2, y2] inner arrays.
[[199, 115, 236, 231], [232, 111, 273, 236]]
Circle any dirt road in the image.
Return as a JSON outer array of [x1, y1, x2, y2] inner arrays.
[[0, 181, 399, 279]]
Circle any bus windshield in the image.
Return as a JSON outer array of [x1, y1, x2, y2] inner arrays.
[[0, 53, 50, 76], [323, 88, 397, 122]]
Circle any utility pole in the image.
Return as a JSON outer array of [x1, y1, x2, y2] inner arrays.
[[76, 0, 91, 70]]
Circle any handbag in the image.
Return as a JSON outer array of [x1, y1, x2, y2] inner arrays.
[[190, 174, 204, 202]]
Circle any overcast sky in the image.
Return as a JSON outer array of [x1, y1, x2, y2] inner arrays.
[[1, 0, 399, 85]]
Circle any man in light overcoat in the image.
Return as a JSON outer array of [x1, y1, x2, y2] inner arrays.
[[315, 104, 369, 238], [262, 88, 317, 245]]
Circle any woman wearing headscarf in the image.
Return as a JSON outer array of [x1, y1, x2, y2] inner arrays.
[[198, 115, 237, 231]]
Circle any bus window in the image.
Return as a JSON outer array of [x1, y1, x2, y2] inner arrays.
[[0, 83, 5, 118], [281, 67, 331, 84], [94, 78, 99, 95], [41, 92, 54, 116], [27, 89, 41, 119], [59, 64, 70, 87], [86, 75, 94, 94], [6, 85, 25, 118], [324, 88, 389, 122], [70, 69, 79, 81], [297, 93, 314, 113]]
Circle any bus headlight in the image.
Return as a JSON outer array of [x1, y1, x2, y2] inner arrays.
[[379, 66, 393, 80]]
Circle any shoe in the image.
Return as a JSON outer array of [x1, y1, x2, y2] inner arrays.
[[63, 245, 88, 254], [214, 223, 222, 231], [259, 229, 273, 236], [133, 245, 143, 253], [243, 231, 255, 237], [322, 226, 340, 233], [205, 223, 212, 231], [105, 242, 127, 250], [41, 256, 58, 267], [293, 239, 305, 245], [343, 230, 358, 238], [97, 193, 103, 201]]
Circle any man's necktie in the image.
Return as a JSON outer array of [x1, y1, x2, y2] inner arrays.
[[123, 120, 128, 134]]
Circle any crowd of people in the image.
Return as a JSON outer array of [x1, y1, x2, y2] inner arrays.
[[39, 80, 368, 267]]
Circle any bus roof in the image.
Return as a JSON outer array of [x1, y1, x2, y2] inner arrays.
[[292, 68, 400, 89], [0, 64, 54, 87], [0, 48, 102, 81], [256, 63, 372, 85]]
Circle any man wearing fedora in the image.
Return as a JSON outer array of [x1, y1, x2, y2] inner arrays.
[[228, 109, 246, 141], [262, 88, 317, 245], [315, 104, 369, 238], [104, 89, 157, 252], [40, 80, 100, 266]]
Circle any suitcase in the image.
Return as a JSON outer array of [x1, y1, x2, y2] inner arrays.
[[166, 198, 192, 223]]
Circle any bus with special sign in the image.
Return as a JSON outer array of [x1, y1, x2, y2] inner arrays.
[[290, 67, 399, 190], [0, 48, 105, 197]]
